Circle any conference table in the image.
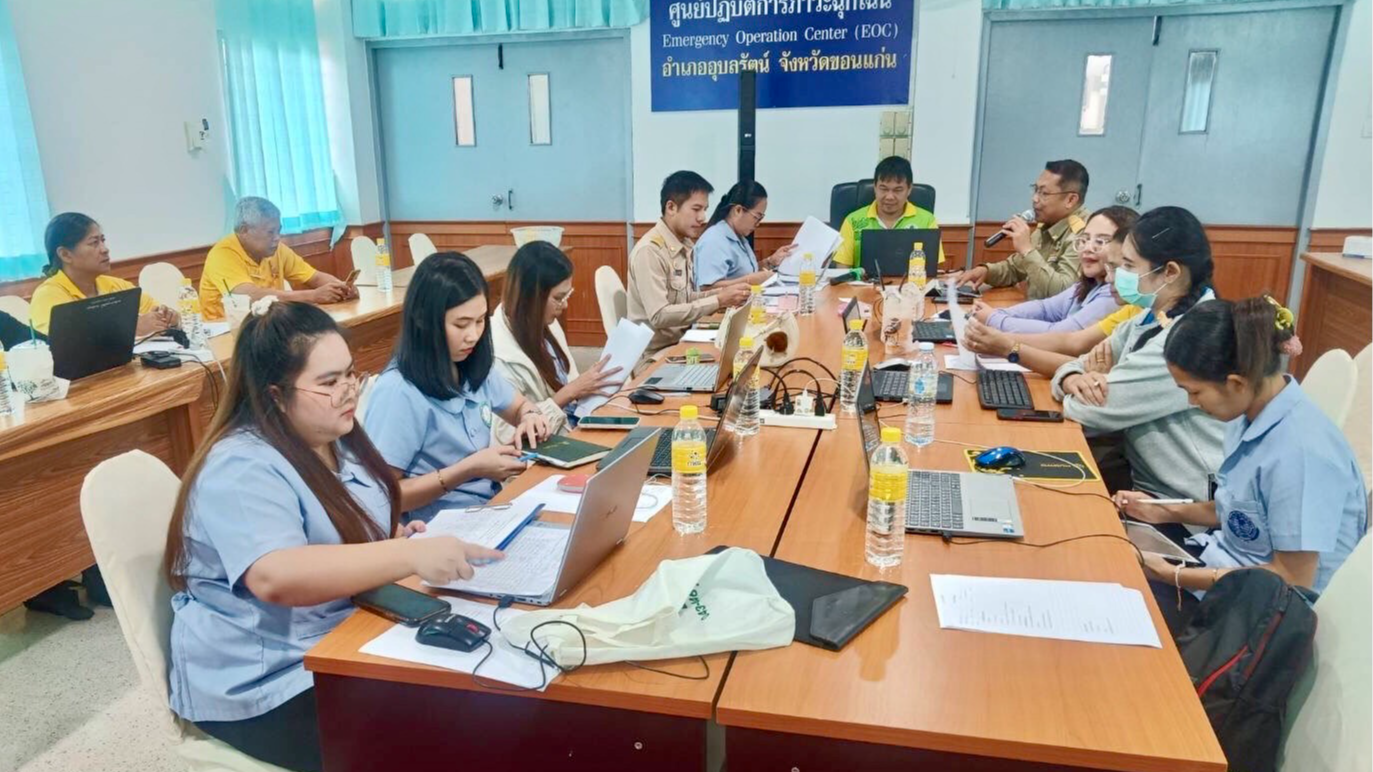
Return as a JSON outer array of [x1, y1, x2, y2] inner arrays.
[[304, 282, 1226, 772]]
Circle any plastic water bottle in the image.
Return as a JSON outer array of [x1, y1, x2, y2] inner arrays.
[[840, 318, 867, 416], [671, 404, 709, 534], [748, 283, 766, 326], [177, 278, 205, 349], [375, 238, 393, 293], [867, 426, 907, 569], [903, 242, 928, 324], [797, 251, 817, 316], [905, 342, 938, 447], [0, 345, 13, 418], [733, 335, 760, 437]]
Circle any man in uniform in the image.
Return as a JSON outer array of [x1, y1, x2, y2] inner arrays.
[[627, 171, 750, 363], [955, 159, 1091, 300]]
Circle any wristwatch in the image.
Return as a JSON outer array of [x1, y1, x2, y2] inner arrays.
[[1007, 342, 1022, 364]]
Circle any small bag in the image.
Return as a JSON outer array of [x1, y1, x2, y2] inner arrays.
[[498, 547, 795, 668]]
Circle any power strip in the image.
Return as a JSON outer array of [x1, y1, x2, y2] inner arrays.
[[759, 410, 837, 430]]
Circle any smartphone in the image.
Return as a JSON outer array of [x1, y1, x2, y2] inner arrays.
[[579, 415, 641, 430], [996, 408, 1064, 423], [352, 583, 449, 627], [693, 321, 721, 330], [344, 268, 362, 288], [666, 354, 716, 364]]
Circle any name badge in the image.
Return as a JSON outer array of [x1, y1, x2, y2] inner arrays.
[[480, 403, 493, 427]]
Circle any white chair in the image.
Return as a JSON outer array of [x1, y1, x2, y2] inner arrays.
[[408, 232, 438, 266], [80, 451, 290, 772], [0, 294, 31, 324], [138, 262, 187, 309], [350, 236, 378, 286], [1279, 537, 1372, 772], [594, 265, 627, 337], [1301, 349, 1357, 426], [1342, 345, 1372, 489]]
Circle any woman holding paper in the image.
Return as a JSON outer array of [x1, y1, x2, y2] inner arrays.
[[694, 180, 796, 290], [490, 242, 621, 443], [164, 300, 498, 772]]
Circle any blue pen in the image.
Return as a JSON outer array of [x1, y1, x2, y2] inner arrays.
[[518, 451, 538, 463], [471, 503, 544, 565]]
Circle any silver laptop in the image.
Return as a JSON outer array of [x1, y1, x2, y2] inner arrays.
[[857, 399, 1024, 539], [453, 431, 657, 606], [640, 307, 749, 393]]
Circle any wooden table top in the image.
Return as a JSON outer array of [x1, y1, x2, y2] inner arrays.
[[1301, 251, 1373, 287]]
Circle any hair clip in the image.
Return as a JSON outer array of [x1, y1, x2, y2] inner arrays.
[[1264, 295, 1295, 331], [250, 296, 278, 317], [1279, 335, 1303, 358], [1150, 226, 1173, 240]]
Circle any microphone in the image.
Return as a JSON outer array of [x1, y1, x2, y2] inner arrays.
[[984, 210, 1036, 248]]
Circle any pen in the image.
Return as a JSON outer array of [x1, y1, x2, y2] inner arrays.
[[1139, 498, 1194, 505]]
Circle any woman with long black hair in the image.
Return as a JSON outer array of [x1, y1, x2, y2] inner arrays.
[[692, 180, 796, 290]]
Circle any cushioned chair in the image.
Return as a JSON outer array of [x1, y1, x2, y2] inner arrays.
[[594, 265, 627, 338], [138, 262, 188, 309], [1279, 536, 1371, 772], [408, 233, 438, 266], [829, 180, 937, 229], [350, 236, 378, 286], [1301, 348, 1357, 426], [80, 450, 290, 772], [1343, 345, 1372, 489], [0, 294, 31, 325]]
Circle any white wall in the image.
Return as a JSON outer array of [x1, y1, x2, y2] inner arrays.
[[9, 0, 231, 259], [1311, 0, 1371, 229]]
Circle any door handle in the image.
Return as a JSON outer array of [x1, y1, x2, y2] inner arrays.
[[1114, 189, 1132, 204], [507, 189, 514, 211], [1134, 184, 1142, 207], [491, 193, 505, 207]]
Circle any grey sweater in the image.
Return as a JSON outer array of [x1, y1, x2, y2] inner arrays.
[[1051, 304, 1224, 501]]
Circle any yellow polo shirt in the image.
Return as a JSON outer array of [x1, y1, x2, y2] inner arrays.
[[28, 270, 157, 335], [199, 234, 317, 320], [1097, 305, 1144, 336], [833, 201, 947, 268]]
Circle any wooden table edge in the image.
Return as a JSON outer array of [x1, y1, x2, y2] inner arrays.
[[1301, 251, 1373, 287]]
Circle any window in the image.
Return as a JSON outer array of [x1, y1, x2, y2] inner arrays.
[[1180, 51, 1218, 134], [453, 76, 476, 146], [1078, 54, 1113, 136], [528, 73, 551, 145]]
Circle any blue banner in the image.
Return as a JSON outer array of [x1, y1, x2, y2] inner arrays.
[[650, 0, 913, 112]]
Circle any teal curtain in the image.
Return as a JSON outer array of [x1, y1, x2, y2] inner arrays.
[[353, 0, 646, 38], [0, 0, 50, 282], [985, 0, 1276, 8], [218, 0, 342, 235]]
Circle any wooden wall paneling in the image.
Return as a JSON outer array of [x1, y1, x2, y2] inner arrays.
[[387, 221, 512, 270], [1308, 228, 1372, 252]]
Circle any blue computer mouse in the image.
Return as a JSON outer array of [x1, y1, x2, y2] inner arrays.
[[975, 446, 1026, 470]]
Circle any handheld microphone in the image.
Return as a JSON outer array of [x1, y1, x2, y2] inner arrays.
[[984, 209, 1036, 248]]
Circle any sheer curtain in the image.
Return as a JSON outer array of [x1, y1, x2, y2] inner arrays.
[[217, 0, 342, 235], [352, 0, 646, 38], [0, 0, 50, 282]]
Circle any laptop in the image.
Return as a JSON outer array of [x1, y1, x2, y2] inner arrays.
[[639, 307, 749, 393], [856, 383, 1024, 539], [865, 363, 953, 404], [49, 288, 141, 380], [860, 228, 941, 281], [841, 297, 865, 330], [910, 319, 956, 343], [449, 429, 657, 606]]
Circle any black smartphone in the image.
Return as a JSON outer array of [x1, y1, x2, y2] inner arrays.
[[353, 583, 449, 627], [996, 408, 1064, 423]]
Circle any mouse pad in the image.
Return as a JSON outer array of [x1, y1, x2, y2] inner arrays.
[[962, 448, 1100, 482]]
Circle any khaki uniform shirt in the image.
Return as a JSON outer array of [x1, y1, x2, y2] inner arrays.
[[627, 220, 720, 358], [984, 204, 1090, 300]]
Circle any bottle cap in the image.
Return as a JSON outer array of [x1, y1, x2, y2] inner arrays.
[[914, 242, 924, 251], [740, 336, 754, 348], [680, 405, 698, 420], [180, 277, 192, 285], [848, 319, 864, 331], [881, 426, 902, 444], [919, 341, 935, 351], [751, 284, 762, 294]]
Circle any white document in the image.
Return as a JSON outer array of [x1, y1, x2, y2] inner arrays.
[[575, 319, 653, 418], [778, 216, 842, 273], [359, 596, 552, 691], [427, 523, 571, 599], [203, 321, 232, 338], [414, 500, 543, 550], [680, 328, 717, 344], [944, 354, 1031, 373], [945, 279, 977, 370], [513, 474, 671, 523], [929, 574, 1162, 648]]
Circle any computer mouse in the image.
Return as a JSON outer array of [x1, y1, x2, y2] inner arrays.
[[415, 613, 491, 653], [974, 446, 1026, 471], [629, 388, 665, 405]]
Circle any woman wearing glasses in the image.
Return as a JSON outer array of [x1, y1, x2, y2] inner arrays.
[[490, 242, 622, 442], [165, 300, 498, 772], [693, 180, 797, 291]]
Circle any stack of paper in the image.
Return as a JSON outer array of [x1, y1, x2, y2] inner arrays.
[[929, 574, 1161, 648], [575, 319, 653, 418], [777, 216, 842, 274], [415, 500, 543, 550]]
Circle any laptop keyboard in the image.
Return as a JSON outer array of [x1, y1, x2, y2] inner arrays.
[[905, 471, 966, 532], [873, 369, 909, 401], [911, 321, 954, 340], [978, 370, 1034, 410], [654, 364, 717, 391], [651, 428, 717, 470]]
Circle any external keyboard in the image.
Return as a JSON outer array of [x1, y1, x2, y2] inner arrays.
[[905, 471, 965, 532], [872, 369, 909, 401], [911, 321, 955, 341], [977, 369, 1033, 410]]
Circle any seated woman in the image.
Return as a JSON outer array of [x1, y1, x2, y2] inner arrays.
[[1117, 296, 1367, 632], [166, 300, 497, 772], [490, 242, 621, 443], [1049, 206, 1225, 503], [29, 212, 179, 336], [970, 206, 1136, 334], [693, 181, 796, 290], [364, 252, 550, 523]]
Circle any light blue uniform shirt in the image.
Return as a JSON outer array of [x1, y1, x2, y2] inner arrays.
[[364, 366, 515, 523], [168, 431, 391, 722], [693, 220, 758, 289], [1204, 377, 1367, 592]]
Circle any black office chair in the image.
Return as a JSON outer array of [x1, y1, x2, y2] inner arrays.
[[829, 179, 937, 229]]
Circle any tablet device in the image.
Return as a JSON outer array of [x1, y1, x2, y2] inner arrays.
[[1125, 521, 1202, 565]]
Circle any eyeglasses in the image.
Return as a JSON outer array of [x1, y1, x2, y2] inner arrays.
[[296, 371, 368, 408], [552, 289, 575, 308], [1030, 184, 1074, 200], [744, 208, 765, 223], [1074, 235, 1114, 250]]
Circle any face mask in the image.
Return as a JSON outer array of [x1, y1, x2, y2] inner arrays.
[[1114, 265, 1168, 309]]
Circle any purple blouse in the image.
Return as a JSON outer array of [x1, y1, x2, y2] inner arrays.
[[984, 281, 1118, 333]]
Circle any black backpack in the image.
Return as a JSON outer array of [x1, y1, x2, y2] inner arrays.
[[1176, 569, 1318, 772]]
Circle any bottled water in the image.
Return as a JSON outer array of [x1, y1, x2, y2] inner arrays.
[[733, 336, 760, 437], [177, 278, 205, 349], [866, 426, 907, 569], [797, 251, 817, 316], [905, 342, 938, 448], [0, 345, 13, 418], [375, 238, 393, 293], [748, 284, 766, 326], [671, 404, 709, 534], [902, 242, 928, 325], [840, 318, 867, 416]]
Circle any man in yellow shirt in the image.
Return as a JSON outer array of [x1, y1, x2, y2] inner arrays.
[[833, 156, 946, 269], [199, 197, 354, 320]]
